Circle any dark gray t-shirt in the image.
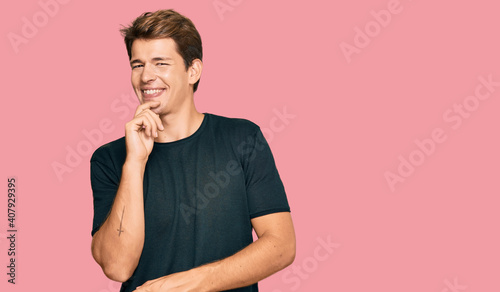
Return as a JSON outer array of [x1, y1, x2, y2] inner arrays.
[[90, 113, 290, 292]]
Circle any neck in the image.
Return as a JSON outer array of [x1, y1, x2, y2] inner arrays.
[[155, 102, 204, 143]]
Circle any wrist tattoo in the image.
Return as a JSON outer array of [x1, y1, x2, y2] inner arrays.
[[117, 206, 125, 236]]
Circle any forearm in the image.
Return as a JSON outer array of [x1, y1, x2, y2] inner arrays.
[[199, 232, 296, 291], [91, 159, 147, 282]]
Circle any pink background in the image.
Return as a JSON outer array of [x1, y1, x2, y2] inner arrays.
[[1, 0, 499, 291]]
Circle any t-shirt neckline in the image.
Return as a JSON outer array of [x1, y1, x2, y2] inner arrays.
[[153, 113, 209, 147]]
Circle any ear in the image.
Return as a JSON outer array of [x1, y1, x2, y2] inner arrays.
[[188, 59, 203, 85]]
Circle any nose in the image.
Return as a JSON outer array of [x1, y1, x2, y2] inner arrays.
[[141, 63, 157, 83]]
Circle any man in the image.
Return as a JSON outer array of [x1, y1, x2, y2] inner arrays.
[[90, 9, 295, 292]]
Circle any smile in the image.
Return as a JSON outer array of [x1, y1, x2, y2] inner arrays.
[[142, 89, 164, 94], [141, 88, 166, 99]]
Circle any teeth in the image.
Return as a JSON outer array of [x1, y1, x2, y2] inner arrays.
[[143, 89, 162, 94]]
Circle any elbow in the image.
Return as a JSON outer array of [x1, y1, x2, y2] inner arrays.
[[282, 241, 296, 268], [93, 250, 137, 282], [102, 264, 135, 283], [288, 244, 297, 266], [275, 237, 296, 271], [91, 238, 136, 283]]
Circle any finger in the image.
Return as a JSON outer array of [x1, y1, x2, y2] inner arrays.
[[138, 108, 163, 133], [138, 105, 163, 131], [144, 108, 164, 131], [140, 110, 158, 137], [134, 282, 153, 291], [129, 115, 153, 137], [126, 115, 147, 133], [135, 101, 161, 116]]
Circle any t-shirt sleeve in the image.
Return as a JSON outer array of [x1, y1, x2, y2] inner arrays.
[[240, 128, 290, 218], [90, 150, 120, 236]]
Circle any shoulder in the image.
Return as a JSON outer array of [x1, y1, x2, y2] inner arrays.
[[90, 136, 126, 167], [207, 113, 260, 137]]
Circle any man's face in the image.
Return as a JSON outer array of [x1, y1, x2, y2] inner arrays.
[[130, 38, 195, 116]]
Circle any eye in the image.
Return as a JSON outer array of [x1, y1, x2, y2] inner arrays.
[[131, 64, 143, 69], [157, 63, 169, 66]]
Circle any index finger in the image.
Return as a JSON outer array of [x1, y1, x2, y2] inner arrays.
[[135, 101, 161, 116]]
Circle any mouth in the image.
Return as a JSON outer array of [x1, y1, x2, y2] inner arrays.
[[141, 88, 165, 100]]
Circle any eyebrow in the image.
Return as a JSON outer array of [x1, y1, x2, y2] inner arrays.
[[130, 56, 173, 66]]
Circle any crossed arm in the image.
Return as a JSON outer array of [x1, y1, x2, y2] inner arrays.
[[133, 212, 296, 292], [91, 161, 296, 291]]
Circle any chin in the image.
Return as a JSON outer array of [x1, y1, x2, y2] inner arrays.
[[150, 106, 162, 114]]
